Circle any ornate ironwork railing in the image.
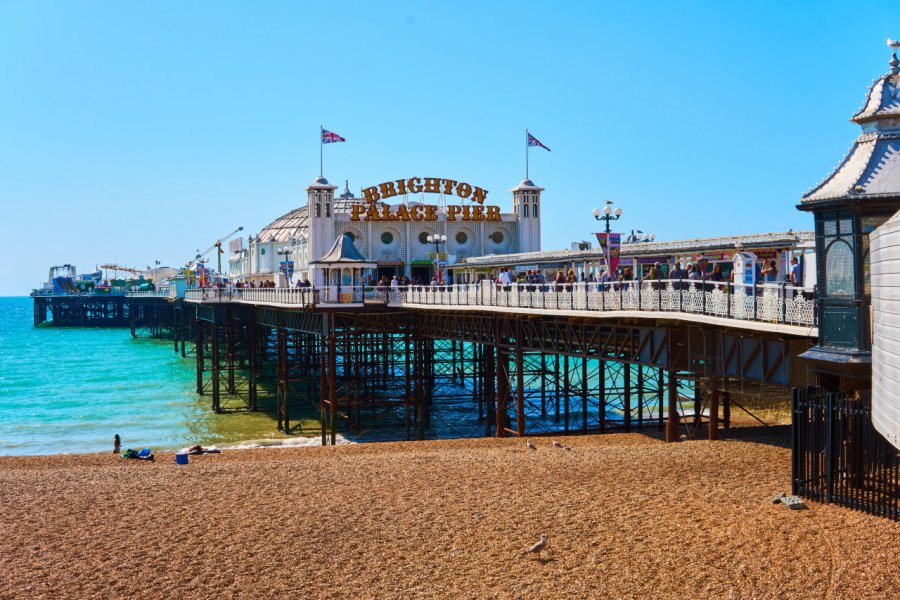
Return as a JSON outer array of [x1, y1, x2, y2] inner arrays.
[[392, 280, 817, 327], [179, 280, 816, 327]]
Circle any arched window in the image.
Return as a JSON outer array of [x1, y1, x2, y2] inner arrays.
[[825, 239, 854, 296], [523, 204, 529, 217], [325, 203, 331, 217], [532, 203, 538, 218], [315, 203, 321, 217]]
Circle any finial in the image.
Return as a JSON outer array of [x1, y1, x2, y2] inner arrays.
[[891, 52, 900, 75]]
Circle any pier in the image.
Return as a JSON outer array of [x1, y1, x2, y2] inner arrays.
[[31, 279, 816, 446]]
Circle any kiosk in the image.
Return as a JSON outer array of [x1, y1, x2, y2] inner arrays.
[[732, 252, 757, 294]]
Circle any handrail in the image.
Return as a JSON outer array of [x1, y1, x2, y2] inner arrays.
[[179, 280, 817, 327]]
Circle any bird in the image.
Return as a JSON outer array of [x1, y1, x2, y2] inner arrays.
[[526, 440, 537, 452], [604, 199, 613, 205], [887, 37, 900, 48], [525, 534, 548, 558], [563, 445, 572, 452], [552, 441, 564, 448]]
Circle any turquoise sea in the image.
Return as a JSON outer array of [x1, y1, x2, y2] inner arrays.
[[0, 296, 289, 455]]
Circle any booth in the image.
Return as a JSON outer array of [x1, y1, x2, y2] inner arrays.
[[732, 252, 757, 294]]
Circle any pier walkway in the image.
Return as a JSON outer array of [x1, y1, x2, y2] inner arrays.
[[183, 280, 818, 338]]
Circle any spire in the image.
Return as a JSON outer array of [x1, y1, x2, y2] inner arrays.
[[339, 179, 355, 200]]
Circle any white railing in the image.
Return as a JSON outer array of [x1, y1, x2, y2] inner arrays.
[[183, 286, 371, 306], [125, 288, 170, 298], [179, 280, 816, 327], [393, 280, 817, 327]]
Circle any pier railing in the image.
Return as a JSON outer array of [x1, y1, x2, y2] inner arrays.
[[184, 286, 370, 306], [394, 280, 817, 327], [124, 288, 170, 298], [181, 280, 816, 327]]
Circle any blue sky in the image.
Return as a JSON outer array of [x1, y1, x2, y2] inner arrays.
[[0, 0, 897, 294]]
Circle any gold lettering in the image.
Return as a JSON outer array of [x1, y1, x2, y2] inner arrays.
[[486, 205, 501, 221], [442, 179, 458, 195], [408, 177, 422, 193], [471, 186, 488, 204], [365, 204, 380, 221], [362, 186, 380, 204], [471, 205, 485, 221], [425, 205, 438, 220], [423, 178, 442, 193], [455, 182, 472, 199], [460, 205, 471, 220], [350, 204, 365, 221], [381, 204, 392, 220], [396, 204, 410, 221], [396, 178, 407, 195], [410, 204, 424, 221], [379, 181, 398, 199], [446, 205, 460, 221]]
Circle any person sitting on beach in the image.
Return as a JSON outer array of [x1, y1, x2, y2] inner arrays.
[[113, 434, 121, 454]]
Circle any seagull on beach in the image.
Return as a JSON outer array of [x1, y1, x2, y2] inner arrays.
[[526, 440, 537, 452], [525, 534, 548, 558], [563, 445, 572, 452], [888, 37, 900, 48], [552, 441, 564, 448]]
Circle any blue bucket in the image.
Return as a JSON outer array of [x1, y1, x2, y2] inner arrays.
[[175, 453, 189, 465]]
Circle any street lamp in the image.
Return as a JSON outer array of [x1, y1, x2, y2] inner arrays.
[[426, 234, 448, 283], [276, 246, 294, 287], [591, 202, 623, 234]]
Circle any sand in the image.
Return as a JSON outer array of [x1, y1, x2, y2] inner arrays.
[[1, 431, 898, 599]]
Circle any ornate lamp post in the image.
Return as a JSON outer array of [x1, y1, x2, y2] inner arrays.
[[592, 202, 622, 234], [426, 234, 448, 283], [276, 246, 294, 287]]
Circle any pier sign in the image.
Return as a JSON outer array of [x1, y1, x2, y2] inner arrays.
[[351, 177, 501, 223]]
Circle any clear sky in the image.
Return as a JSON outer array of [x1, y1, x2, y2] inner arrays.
[[1, 0, 898, 294]]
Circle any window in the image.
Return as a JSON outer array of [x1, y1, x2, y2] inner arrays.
[[825, 239, 854, 296], [419, 232, 432, 244], [533, 203, 538, 218], [491, 231, 504, 244], [315, 203, 321, 217], [381, 232, 394, 245], [523, 204, 529, 217], [455, 231, 468, 244], [325, 203, 331, 217]]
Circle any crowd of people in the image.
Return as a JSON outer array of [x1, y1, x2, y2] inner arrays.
[[194, 257, 805, 294]]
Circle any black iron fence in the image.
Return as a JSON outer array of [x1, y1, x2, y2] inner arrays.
[[792, 387, 900, 520]]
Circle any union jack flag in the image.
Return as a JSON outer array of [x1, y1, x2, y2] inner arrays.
[[321, 128, 346, 144], [527, 132, 550, 151]]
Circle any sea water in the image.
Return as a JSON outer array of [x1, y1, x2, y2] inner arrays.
[[0, 296, 292, 455]]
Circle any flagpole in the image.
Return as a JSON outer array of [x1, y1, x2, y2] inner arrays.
[[319, 125, 323, 177], [525, 128, 529, 180]]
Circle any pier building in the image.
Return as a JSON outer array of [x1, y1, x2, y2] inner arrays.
[[230, 176, 541, 285]]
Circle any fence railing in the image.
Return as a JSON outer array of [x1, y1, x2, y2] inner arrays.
[[792, 388, 899, 520], [184, 286, 370, 306], [125, 288, 170, 298], [180, 280, 816, 326], [394, 280, 817, 327]]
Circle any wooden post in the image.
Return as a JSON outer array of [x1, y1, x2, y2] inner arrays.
[[708, 386, 719, 441], [665, 370, 679, 443]]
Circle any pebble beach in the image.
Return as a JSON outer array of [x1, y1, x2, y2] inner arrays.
[[1, 431, 897, 599]]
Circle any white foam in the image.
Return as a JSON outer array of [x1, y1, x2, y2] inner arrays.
[[222, 434, 354, 450]]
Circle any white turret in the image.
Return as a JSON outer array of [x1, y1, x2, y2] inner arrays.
[[510, 178, 544, 253], [307, 175, 338, 285]]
